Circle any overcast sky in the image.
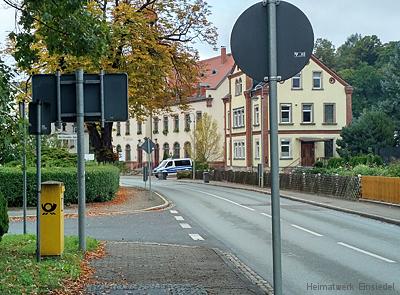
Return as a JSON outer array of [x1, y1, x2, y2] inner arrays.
[[1, 0, 400, 61]]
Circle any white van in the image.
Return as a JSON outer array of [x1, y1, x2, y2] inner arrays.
[[153, 158, 192, 177]]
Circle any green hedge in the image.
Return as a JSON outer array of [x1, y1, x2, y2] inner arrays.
[[0, 191, 9, 241], [0, 165, 120, 207]]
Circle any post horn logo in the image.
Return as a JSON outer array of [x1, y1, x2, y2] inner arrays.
[[42, 203, 57, 215]]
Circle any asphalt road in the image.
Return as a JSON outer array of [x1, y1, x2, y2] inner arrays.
[[9, 176, 400, 294], [120, 177, 400, 295]]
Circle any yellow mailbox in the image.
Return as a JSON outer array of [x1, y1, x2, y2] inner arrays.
[[40, 181, 65, 256]]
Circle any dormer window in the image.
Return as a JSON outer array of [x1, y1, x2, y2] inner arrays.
[[235, 78, 243, 96]]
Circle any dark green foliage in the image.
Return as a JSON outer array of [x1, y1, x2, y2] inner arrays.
[[313, 38, 336, 68], [327, 157, 347, 168], [313, 161, 324, 168], [0, 165, 120, 207], [0, 191, 9, 241], [194, 161, 209, 171], [348, 154, 383, 167], [337, 110, 395, 157]]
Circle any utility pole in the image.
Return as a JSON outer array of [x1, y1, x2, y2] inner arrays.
[[192, 114, 196, 180]]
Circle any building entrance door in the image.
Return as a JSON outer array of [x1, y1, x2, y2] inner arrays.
[[301, 142, 315, 166]]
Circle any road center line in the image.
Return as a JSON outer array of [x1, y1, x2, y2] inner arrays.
[[185, 188, 255, 212], [337, 242, 396, 263], [189, 234, 204, 241], [291, 224, 323, 237], [180, 223, 192, 229], [174, 216, 184, 221], [261, 212, 272, 218]]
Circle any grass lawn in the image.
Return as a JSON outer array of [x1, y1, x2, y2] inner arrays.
[[0, 234, 99, 294]]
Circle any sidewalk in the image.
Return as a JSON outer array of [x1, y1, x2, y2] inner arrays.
[[85, 242, 270, 294], [178, 179, 400, 226], [7, 186, 169, 220]]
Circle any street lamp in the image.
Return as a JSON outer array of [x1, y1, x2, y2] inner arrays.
[[252, 82, 266, 188]]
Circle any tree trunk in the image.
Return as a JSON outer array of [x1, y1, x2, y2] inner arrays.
[[86, 122, 116, 163]]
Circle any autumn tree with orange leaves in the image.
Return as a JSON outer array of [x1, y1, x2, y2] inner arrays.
[[5, 0, 217, 162]]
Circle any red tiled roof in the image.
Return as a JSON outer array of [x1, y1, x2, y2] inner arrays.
[[198, 48, 235, 89]]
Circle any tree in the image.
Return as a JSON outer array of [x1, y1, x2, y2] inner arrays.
[[0, 59, 21, 165], [192, 113, 222, 163], [337, 110, 395, 157], [379, 42, 400, 131], [313, 38, 336, 69], [6, 0, 217, 162]]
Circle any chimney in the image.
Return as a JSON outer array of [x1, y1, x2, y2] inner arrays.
[[221, 46, 227, 64]]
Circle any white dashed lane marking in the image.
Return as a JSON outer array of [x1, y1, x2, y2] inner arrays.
[[189, 234, 204, 241], [337, 242, 396, 263], [179, 223, 192, 229], [261, 212, 272, 218], [185, 188, 255, 211], [174, 216, 184, 221], [170, 210, 178, 214], [291, 224, 323, 237]]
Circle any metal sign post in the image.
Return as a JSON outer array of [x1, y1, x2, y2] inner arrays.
[[35, 101, 42, 262], [231, 1, 314, 293], [76, 69, 86, 252], [266, 1, 283, 294], [19, 101, 27, 234]]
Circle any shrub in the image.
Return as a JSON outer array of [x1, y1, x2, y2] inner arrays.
[[351, 164, 385, 176], [0, 165, 120, 207], [327, 157, 346, 168], [313, 161, 324, 168], [177, 171, 192, 179], [348, 154, 383, 167], [0, 191, 9, 241], [194, 161, 209, 171]]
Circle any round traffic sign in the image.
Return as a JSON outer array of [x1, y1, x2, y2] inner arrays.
[[230, 1, 314, 82]]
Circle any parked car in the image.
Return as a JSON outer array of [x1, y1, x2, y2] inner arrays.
[[153, 158, 192, 177]]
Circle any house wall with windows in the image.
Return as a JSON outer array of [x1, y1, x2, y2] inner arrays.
[[224, 55, 353, 170], [112, 47, 234, 169]]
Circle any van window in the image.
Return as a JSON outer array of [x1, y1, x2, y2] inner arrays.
[[174, 160, 183, 166], [166, 161, 173, 167], [181, 160, 191, 166]]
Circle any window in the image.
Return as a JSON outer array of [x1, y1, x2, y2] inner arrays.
[[280, 104, 292, 123], [184, 114, 191, 131], [302, 104, 313, 123], [173, 115, 179, 132], [184, 142, 191, 158], [227, 111, 231, 130], [153, 117, 159, 134], [116, 122, 121, 136], [125, 120, 130, 135], [137, 122, 142, 135], [233, 107, 245, 128], [280, 139, 291, 159], [312, 71, 322, 89], [196, 111, 202, 122], [233, 141, 245, 159], [253, 104, 260, 126], [255, 140, 260, 159], [163, 116, 168, 133], [292, 72, 302, 89], [163, 143, 170, 158], [125, 144, 131, 161], [324, 139, 334, 158], [173, 142, 180, 158], [324, 103, 335, 124], [235, 78, 243, 96], [116, 144, 122, 153]]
